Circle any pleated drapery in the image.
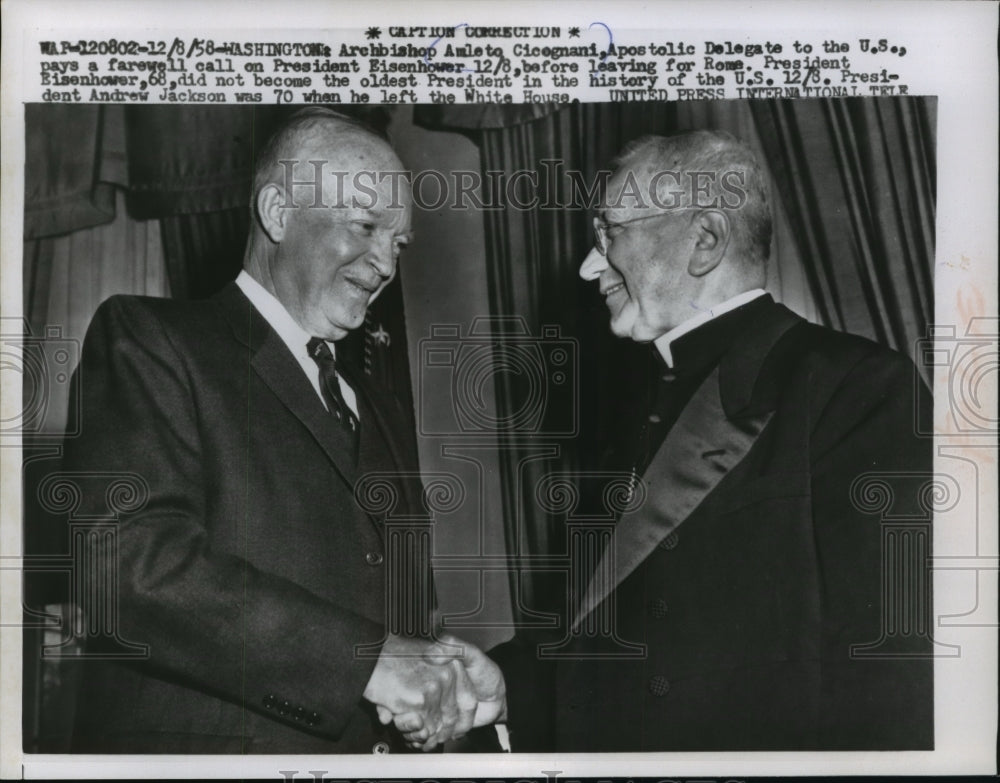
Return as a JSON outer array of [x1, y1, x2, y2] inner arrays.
[[752, 97, 936, 357]]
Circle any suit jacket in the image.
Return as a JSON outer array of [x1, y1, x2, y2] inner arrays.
[[493, 297, 934, 751], [61, 283, 427, 753]]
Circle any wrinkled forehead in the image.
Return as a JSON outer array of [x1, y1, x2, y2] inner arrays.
[[291, 127, 413, 217], [605, 153, 667, 218], [605, 146, 718, 218]]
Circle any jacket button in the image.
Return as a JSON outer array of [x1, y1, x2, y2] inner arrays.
[[262, 694, 276, 709], [648, 675, 671, 697], [293, 706, 306, 721], [648, 598, 668, 619], [278, 700, 291, 716], [307, 711, 322, 727], [365, 551, 384, 566], [659, 531, 679, 550], [372, 740, 391, 754]]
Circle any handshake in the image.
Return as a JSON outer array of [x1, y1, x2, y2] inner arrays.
[[362, 632, 507, 751]]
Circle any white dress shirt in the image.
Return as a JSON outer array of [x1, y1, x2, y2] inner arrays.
[[235, 270, 359, 418], [653, 289, 768, 367]]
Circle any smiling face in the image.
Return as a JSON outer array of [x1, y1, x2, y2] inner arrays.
[[579, 156, 700, 343], [263, 127, 412, 341]]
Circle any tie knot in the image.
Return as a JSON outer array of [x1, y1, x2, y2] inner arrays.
[[307, 337, 334, 364]]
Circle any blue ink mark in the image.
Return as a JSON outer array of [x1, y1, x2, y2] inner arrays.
[[426, 23, 465, 61], [589, 21, 613, 60], [426, 23, 475, 73], [689, 300, 708, 312]]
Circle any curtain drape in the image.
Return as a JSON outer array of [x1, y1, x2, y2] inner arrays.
[[23, 104, 126, 239], [159, 208, 249, 299], [751, 97, 936, 361], [23, 189, 170, 435]]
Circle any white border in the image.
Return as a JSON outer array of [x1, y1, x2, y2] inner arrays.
[[2, 1, 997, 778]]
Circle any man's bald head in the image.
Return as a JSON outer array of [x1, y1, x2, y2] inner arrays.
[[251, 108, 401, 207]]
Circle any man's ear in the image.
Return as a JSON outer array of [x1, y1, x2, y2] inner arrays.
[[687, 209, 731, 277], [256, 183, 291, 243]]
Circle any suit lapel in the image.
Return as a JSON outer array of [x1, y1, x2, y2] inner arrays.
[[217, 282, 359, 489], [252, 329, 359, 488], [573, 302, 803, 629], [574, 366, 771, 627]]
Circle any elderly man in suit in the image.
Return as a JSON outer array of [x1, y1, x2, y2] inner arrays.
[[63, 108, 502, 753], [479, 129, 933, 751]]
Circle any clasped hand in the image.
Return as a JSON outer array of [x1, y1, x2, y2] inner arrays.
[[362, 633, 506, 750]]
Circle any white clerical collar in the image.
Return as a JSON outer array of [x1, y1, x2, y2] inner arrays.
[[654, 289, 768, 368]]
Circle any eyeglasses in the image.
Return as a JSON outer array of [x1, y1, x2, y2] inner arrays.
[[593, 212, 675, 255]]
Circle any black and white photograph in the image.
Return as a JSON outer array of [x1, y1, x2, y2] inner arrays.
[[1, 2, 997, 780]]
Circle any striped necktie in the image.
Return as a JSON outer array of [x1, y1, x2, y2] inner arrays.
[[307, 337, 360, 447]]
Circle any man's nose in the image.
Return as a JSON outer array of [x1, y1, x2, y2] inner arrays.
[[368, 239, 397, 278], [579, 245, 607, 281]]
